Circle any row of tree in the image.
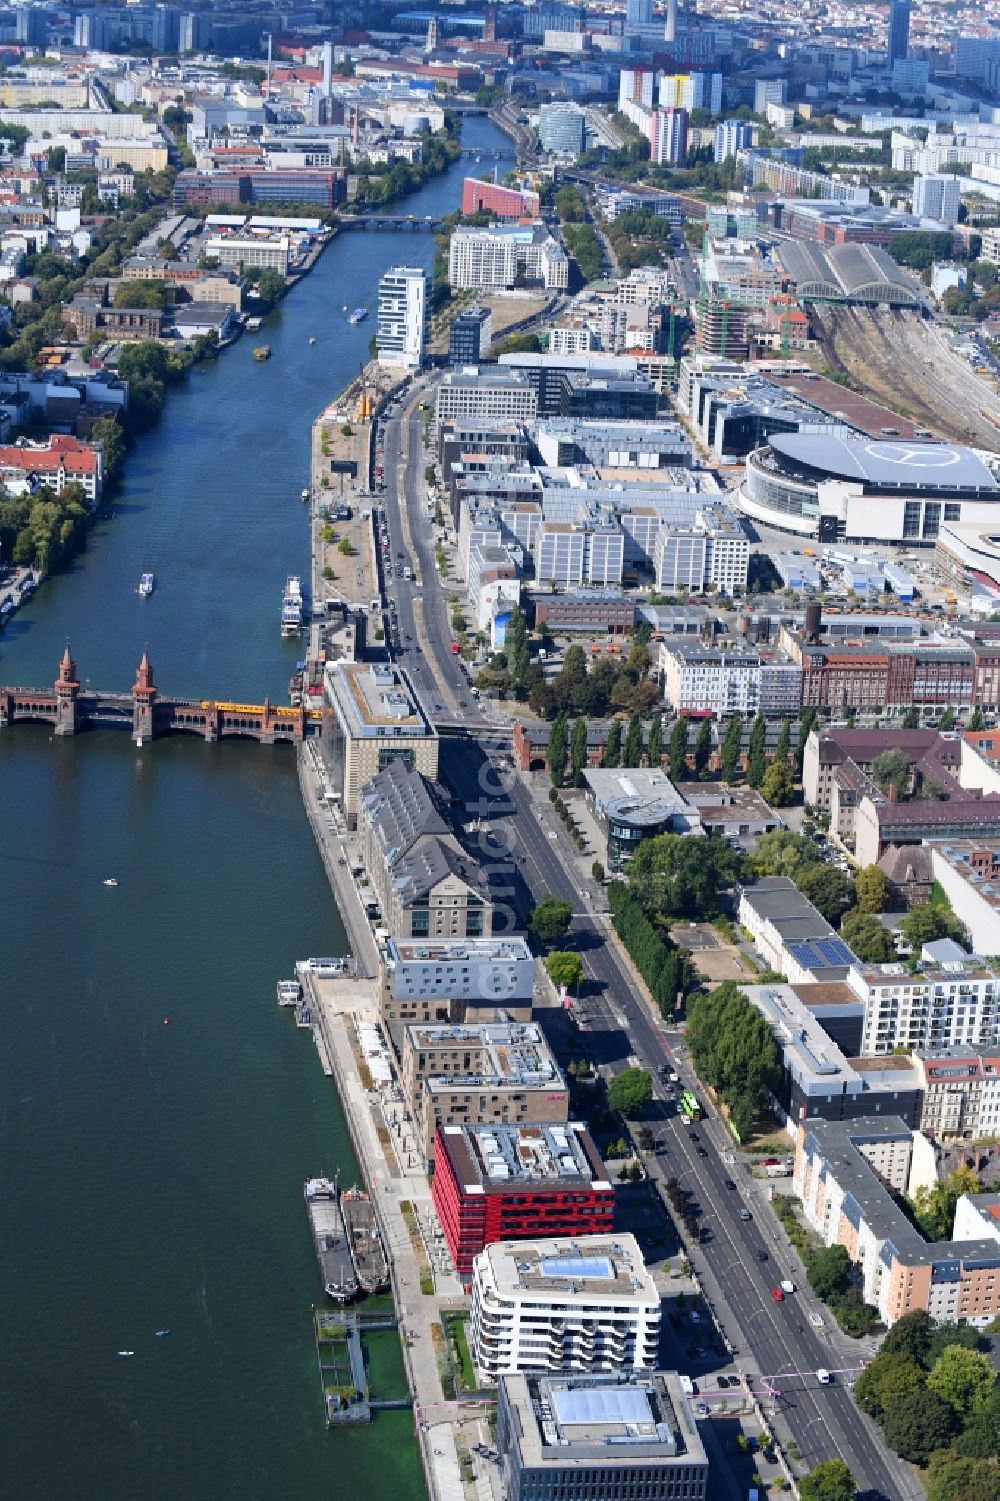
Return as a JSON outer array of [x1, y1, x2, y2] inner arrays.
[[685, 981, 780, 1141], [853, 1309, 1000, 1480], [607, 880, 698, 1017], [803, 1243, 879, 1336]]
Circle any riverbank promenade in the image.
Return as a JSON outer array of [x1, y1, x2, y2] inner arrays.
[[298, 740, 499, 1501]]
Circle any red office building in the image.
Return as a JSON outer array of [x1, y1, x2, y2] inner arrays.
[[461, 177, 540, 220], [432, 1121, 614, 1281]]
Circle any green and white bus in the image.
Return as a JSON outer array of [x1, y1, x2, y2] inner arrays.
[[679, 1090, 702, 1123]]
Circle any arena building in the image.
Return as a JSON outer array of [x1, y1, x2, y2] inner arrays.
[[738, 432, 1000, 544]]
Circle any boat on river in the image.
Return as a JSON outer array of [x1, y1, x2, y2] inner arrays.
[[305, 1177, 358, 1302], [138, 572, 155, 596], [347, 307, 367, 324], [281, 574, 303, 636], [341, 1184, 389, 1294], [253, 345, 271, 361]]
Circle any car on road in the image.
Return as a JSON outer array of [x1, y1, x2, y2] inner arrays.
[[724, 1178, 736, 1190], [716, 1376, 730, 1388], [780, 1279, 795, 1295], [739, 1208, 752, 1221], [816, 1369, 831, 1385], [771, 1287, 784, 1302], [696, 1146, 707, 1157], [688, 1131, 699, 1141], [755, 1248, 768, 1261]]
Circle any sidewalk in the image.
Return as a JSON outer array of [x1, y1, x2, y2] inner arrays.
[[305, 972, 491, 1501]]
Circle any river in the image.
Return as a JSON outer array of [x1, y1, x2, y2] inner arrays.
[[0, 113, 514, 1501]]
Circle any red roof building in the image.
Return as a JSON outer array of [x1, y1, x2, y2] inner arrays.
[[432, 1121, 614, 1281], [0, 433, 102, 501]]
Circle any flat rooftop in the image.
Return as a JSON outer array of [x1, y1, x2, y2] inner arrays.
[[325, 661, 433, 739], [478, 1232, 655, 1300], [438, 1121, 610, 1192], [802, 1116, 1000, 1267], [386, 937, 533, 965], [502, 1371, 707, 1469], [406, 1021, 563, 1090]]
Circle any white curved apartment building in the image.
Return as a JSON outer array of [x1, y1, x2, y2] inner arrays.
[[470, 1233, 661, 1383]]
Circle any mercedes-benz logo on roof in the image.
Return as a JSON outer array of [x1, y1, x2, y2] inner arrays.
[[863, 443, 961, 468]]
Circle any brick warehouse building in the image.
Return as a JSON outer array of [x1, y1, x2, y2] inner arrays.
[[432, 1122, 614, 1281]]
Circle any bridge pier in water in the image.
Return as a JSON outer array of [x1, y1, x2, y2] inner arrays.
[[0, 646, 322, 746]]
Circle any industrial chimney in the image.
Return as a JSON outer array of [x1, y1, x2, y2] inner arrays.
[[804, 601, 822, 642]]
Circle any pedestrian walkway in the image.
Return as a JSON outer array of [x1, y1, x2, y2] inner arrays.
[[306, 975, 491, 1501]]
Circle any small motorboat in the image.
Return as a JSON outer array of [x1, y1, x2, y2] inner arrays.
[[154, 1329, 171, 1338], [103, 878, 119, 887], [308, 336, 317, 345], [117, 1350, 134, 1358]]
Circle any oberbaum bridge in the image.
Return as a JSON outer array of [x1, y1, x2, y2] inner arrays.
[[0, 645, 323, 746]]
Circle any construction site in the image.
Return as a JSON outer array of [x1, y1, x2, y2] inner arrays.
[[811, 305, 1000, 449]]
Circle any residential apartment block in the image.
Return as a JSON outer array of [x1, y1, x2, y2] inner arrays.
[[432, 1122, 614, 1280], [848, 940, 1000, 1055], [448, 224, 568, 292], [400, 1021, 568, 1161], [795, 1117, 1000, 1325], [470, 1233, 660, 1381], [380, 936, 536, 1030]]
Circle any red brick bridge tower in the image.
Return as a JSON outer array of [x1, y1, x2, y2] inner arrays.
[[54, 642, 80, 736], [133, 648, 157, 745]]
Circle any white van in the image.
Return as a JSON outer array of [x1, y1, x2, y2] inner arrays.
[[678, 1375, 695, 1396], [816, 1369, 831, 1385]]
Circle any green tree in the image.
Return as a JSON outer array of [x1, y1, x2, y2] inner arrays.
[[881, 1389, 958, 1465], [694, 717, 712, 778], [841, 910, 897, 962], [799, 1460, 857, 1501], [880, 1308, 935, 1365], [775, 716, 791, 765], [91, 413, 126, 477], [855, 864, 889, 914], [760, 759, 795, 807], [607, 1067, 653, 1117], [855, 1352, 927, 1423], [506, 607, 529, 691], [796, 705, 818, 771], [746, 711, 767, 788], [939, 707, 957, 731], [570, 716, 588, 787], [806, 1244, 852, 1302], [928, 1451, 1000, 1501], [926, 1346, 997, 1421], [647, 715, 663, 768], [796, 864, 855, 924], [113, 279, 167, 310], [548, 712, 568, 788], [899, 902, 969, 951], [752, 829, 822, 880], [528, 896, 573, 946], [969, 707, 985, 732], [721, 713, 742, 782], [873, 747, 912, 795], [685, 981, 780, 1139], [927, 1322, 985, 1366], [628, 832, 742, 921], [669, 717, 689, 779], [953, 1386, 1000, 1459], [912, 1167, 984, 1241], [623, 712, 643, 768], [546, 951, 584, 992], [901, 706, 920, 728], [254, 267, 286, 304], [604, 718, 622, 768]]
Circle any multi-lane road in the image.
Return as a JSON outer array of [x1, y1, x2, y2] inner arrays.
[[376, 387, 916, 1501]]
